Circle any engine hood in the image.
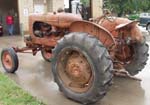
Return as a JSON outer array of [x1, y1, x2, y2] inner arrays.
[[29, 12, 82, 28]]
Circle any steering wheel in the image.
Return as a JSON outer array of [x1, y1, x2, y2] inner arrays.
[[90, 9, 116, 24]]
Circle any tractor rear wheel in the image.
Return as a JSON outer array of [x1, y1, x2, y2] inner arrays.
[[146, 23, 150, 33], [52, 32, 113, 104], [125, 41, 149, 75], [1, 48, 18, 73]]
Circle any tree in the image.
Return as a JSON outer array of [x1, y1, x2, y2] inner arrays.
[[80, 0, 90, 6], [104, 0, 150, 16]]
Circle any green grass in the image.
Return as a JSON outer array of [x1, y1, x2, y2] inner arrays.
[[0, 72, 45, 105]]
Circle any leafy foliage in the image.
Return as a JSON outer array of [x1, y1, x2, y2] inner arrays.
[[80, 0, 90, 6], [104, 0, 150, 16]]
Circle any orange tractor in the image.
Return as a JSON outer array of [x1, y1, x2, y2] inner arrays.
[[1, 11, 149, 104]]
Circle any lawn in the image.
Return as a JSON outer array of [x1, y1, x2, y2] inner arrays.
[[0, 72, 45, 105]]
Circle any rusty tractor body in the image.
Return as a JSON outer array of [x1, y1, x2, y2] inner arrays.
[[1, 12, 149, 104]]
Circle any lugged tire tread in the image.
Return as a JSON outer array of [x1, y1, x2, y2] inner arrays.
[[125, 40, 149, 75], [52, 32, 113, 104]]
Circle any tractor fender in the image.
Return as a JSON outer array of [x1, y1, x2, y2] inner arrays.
[[69, 21, 116, 49], [115, 21, 144, 42]]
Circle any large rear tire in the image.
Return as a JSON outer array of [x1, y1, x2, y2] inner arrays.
[[125, 41, 149, 75], [146, 23, 150, 33], [52, 32, 113, 104]]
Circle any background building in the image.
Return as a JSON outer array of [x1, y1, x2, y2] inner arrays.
[[0, 0, 102, 35]]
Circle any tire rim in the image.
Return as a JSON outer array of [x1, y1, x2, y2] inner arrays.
[[57, 49, 93, 93], [2, 51, 13, 70]]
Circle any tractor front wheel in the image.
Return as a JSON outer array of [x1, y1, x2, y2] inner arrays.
[[52, 32, 113, 104], [1, 48, 18, 73]]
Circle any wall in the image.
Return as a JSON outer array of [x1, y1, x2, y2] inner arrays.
[[91, 0, 103, 18], [47, 0, 64, 12], [18, 0, 64, 34], [18, 0, 34, 34], [52, 0, 64, 12]]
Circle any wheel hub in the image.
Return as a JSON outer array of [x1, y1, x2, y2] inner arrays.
[[68, 63, 81, 78], [5, 55, 11, 63], [57, 50, 93, 93], [66, 53, 91, 84], [2, 52, 13, 70]]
